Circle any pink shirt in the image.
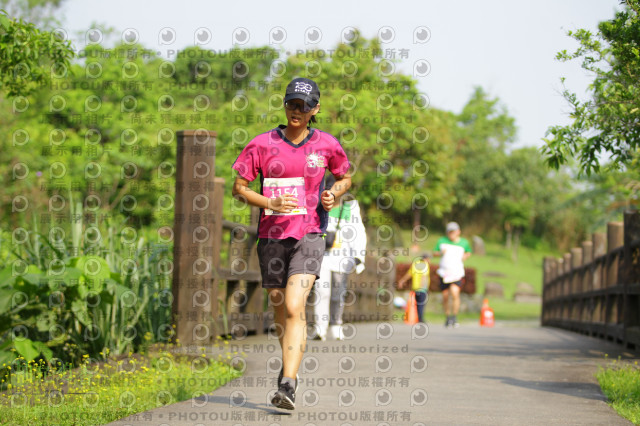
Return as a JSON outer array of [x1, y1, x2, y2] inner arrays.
[[233, 126, 350, 240]]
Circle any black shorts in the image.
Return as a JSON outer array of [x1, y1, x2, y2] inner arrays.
[[257, 233, 324, 289], [439, 277, 462, 292]]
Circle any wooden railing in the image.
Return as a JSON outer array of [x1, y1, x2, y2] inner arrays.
[[542, 211, 640, 349], [172, 130, 395, 345]]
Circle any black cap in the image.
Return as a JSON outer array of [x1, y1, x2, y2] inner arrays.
[[284, 77, 320, 108]]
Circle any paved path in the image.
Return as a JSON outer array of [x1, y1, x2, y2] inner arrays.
[[110, 321, 638, 426]]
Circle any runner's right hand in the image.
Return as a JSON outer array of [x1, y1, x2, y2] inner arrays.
[[268, 195, 298, 213]]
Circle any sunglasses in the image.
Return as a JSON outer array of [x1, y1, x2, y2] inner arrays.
[[284, 100, 314, 113]]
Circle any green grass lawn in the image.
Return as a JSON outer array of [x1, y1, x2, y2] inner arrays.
[[465, 243, 544, 298], [391, 298, 541, 325], [596, 358, 640, 424], [396, 230, 548, 322], [0, 344, 242, 426], [398, 230, 549, 297]]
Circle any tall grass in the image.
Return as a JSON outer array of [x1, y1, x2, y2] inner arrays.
[[1, 186, 173, 383]]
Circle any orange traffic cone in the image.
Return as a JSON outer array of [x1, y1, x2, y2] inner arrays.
[[404, 291, 419, 325], [480, 298, 494, 327]]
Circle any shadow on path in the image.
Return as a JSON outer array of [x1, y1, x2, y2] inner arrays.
[[482, 376, 607, 401], [414, 326, 635, 360], [193, 394, 293, 417], [107, 323, 636, 426]]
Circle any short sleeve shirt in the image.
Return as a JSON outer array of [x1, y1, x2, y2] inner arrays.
[[410, 259, 430, 292], [434, 236, 472, 253], [232, 125, 350, 240], [434, 236, 472, 283]]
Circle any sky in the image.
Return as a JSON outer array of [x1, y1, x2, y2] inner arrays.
[[57, 0, 623, 148]]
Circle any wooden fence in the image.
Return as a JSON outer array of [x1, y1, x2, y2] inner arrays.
[[542, 210, 640, 349], [172, 130, 395, 345]]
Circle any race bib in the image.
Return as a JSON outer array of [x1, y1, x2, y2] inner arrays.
[[263, 177, 307, 215]]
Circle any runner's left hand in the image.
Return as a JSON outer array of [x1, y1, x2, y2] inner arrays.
[[321, 190, 335, 211]]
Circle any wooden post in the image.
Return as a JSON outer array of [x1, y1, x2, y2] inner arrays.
[[570, 248, 582, 320], [550, 258, 558, 301], [582, 241, 594, 264], [227, 221, 246, 318], [623, 211, 640, 347], [579, 241, 593, 326], [556, 257, 564, 296], [592, 232, 606, 290], [542, 257, 555, 325], [172, 129, 218, 346], [582, 241, 593, 292], [606, 222, 624, 288], [571, 248, 582, 293], [210, 178, 224, 335], [555, 257, 564, 319], [245, 206, 267, 334], [570, 248, 582, 267], [604, 222, 624, 329], [621, 211, 640, 286], [563, 253, 572, 299], [563, 253, 572, 274]]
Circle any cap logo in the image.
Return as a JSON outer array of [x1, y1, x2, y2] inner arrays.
[[294, 81, 313, 95]]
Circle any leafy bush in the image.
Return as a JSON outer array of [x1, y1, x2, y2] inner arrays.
[[0, 191, 173, 388]]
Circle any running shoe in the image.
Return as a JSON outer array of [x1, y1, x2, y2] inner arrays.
[[271, 381, 295, 410], [445, 316, 453, 328], [452, 316, 460, 328]]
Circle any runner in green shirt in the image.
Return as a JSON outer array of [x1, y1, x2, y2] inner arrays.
[[433, 222, 472, 328]]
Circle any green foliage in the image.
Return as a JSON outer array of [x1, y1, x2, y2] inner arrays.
[[596, 358, 640, 424], [542, 0, 640, 175], [0, 0, 66, 28], [0, 349, 243, 426], [463, 240, 544, 298], [0, 34, 460, 231], [573, 155, 640, 220], [0, 8, 73, 96], [0, 29, 609, 250], [452, 87, 517, 210], [498, 198, 531, 229], [447, 88, 591, 252], [0, 201, 173, 387], [0, 29, 624, 380], [170, 36, 459, 221]]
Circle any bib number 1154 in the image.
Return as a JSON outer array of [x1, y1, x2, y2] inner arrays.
[[263, 177, 307, 215]]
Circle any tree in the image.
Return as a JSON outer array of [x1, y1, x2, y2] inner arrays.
[[0, 34, 461, 235], [0, 0, 67, 27], [542, 0, 640, 175], [449, 87, 517, 229], [0, 30, 601, 251], [0, 8, 74, 96]]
